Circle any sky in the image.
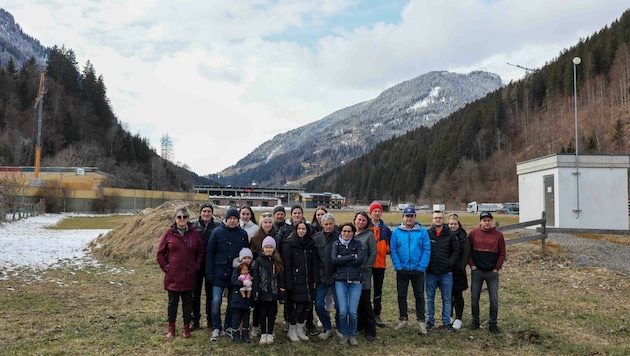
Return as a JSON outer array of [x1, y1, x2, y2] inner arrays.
[[2, 1, 629, 176]]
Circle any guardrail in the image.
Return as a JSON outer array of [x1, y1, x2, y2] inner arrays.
[[495, 211, 547, 249]]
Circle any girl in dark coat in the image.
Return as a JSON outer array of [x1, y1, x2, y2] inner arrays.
[[156, 206, 205, 339], [252, 236, 284, 344], [447, 213, 471, 330], [281, 221, 319, 342], [230, 248, 254, 343]]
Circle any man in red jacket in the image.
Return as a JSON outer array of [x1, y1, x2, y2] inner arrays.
[[468, 212, 506, 335]]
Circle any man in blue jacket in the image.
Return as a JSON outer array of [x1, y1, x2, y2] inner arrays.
[[390, 205, 431, 335]]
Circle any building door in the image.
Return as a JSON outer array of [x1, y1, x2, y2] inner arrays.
[[543, 174, 555, 227]]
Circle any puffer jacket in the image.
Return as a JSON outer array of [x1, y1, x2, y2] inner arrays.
[[390, 222, 431, 272], [252, 253, 281, 302], [281, 233, 319, 302], [313, 228, 338, 284], [205, 222, 249, 288], [354, 229, 377, 289], [426, 224, 459, 275], [230, 257, 252, 309], [193, 217, 220, 274], [331, 236, 366, 282], [156, 222, 205, 291]]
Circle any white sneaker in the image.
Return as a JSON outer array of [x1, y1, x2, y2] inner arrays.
[[319, 329, 334, 340], [267, 333, 275, 344], [394, 320, 408, 331], [453, 319, 462, 330], [210, 328, 220, 341], [259, 334, 268, 344], [418, 321, 428, 335]]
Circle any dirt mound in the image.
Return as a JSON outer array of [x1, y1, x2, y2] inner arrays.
[[89, 201, 226, 265]]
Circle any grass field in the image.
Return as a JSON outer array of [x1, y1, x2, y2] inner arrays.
[[1, 211, 628, 355]]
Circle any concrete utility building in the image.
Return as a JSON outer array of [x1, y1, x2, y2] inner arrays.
[[516, 154, 630, 231]]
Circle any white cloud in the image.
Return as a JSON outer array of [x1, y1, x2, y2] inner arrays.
[[2, 0, 628, 175]]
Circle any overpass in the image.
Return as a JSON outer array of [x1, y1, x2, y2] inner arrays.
[[193, 185, 305, 205]]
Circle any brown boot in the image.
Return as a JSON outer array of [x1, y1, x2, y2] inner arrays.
[[166, 322, 176, 338], [182, 323, 191, 338]]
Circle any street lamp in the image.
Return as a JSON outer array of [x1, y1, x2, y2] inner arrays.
[[572, 57, 581, 215]]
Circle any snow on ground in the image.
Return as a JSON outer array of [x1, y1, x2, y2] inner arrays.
[[0, 213, 132, 283]]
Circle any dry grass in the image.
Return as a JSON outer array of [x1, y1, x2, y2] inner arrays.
[[2, 201, 628, 355]]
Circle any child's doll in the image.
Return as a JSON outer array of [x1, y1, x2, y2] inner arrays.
[[238, 263, 253, 298]]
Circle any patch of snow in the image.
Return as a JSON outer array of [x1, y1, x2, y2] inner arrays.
[[408, 86, 442, 110], [0, 213, 131, 283]]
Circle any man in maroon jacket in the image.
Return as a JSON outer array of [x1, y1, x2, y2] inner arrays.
[[467, 212, 506, 335]]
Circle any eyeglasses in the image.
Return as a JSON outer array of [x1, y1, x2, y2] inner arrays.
[[261, 213, 272, 218], [176, 215, 189, 219]]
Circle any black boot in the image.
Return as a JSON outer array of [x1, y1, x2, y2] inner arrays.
[[242, 328, 250, 343], [232, 329, 242, 343]]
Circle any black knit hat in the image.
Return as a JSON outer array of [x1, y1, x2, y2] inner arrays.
[[273, 205, 285, 214], [200, 202, 214, 213]]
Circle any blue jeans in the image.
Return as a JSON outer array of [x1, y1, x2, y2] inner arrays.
[[470, 269, 499, 325], [211, 285, 233, 331], [335, 281, 362, 336], [395, 270, 425, 321], [315, 283, 339, 331], [425, 272, 453, 325]]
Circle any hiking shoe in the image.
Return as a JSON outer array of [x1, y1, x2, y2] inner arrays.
[[366, 335, 375, 341], [394, 320, 408, 331], [375, 315, 386, 328], [426, 322, 434, 332], [452, 319, 462, 330], [442, 324, 455, 332], [489, 325, 501, 334], [338, 334, 348, 345], [318, 329, 334, 340], [418, 321, 428, 335], [470, 321, 480, 330], [210, 328, 220, 341], [348, 336, 359, 346], [306, 324, 319, 336]]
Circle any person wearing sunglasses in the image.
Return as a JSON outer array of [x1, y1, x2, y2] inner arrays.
[[156, 206, 205, 339]]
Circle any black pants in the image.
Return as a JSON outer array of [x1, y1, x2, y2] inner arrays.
[[372, 268, 385, 316], [290, 301, 310, 325], [257, 301, 278, 334], [168, 290, 193, 323], [231, 307, 250, 330], [357, 288, 376, 337], [452, 289, 465, 320], [192, 274, 212, 324]]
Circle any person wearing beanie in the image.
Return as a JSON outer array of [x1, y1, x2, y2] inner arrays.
[[191, 202, 221, 331], [252, 235, 284, 344], [206, 206, 249, 341], [230, 247, 255, 343], [468, 211, 506, 334], [271, 206, 286, 237], [248, 214, 275, 338], [368, 201, 383, 215], [368, 202, 391, 328], [156, 206, 205, 339]]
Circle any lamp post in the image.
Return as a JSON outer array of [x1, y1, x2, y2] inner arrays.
[[572, 57, 581, 215]]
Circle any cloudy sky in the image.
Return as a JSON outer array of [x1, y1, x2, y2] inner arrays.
[[3, 1, 628, 176]]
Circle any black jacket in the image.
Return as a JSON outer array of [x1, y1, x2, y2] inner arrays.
[[331, 237, 366, 282], [313, 228, 338, 285], [426, 225, 459, 275], [281, 234, 319, 302], [452, 226, 471, 291], [252, 254, 281, 302]]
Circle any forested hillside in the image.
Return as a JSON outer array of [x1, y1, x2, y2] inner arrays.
[[0, 45, 211, 191], [306, 9, 630, 209]]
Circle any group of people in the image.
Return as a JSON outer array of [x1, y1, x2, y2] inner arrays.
[[155, 201, 506, 345]]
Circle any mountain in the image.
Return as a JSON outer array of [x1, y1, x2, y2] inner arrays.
[[0, 9, 48, 69], [215, 70, 503, 187], [305, 9, 630, 207]]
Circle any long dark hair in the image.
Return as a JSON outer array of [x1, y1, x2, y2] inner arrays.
[[239, 204, 257, 225]]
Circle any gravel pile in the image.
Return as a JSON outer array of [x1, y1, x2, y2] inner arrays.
[[545, 233, 630, 276]]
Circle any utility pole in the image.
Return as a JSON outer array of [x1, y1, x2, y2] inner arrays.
[[33, 72, 46, 179]]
